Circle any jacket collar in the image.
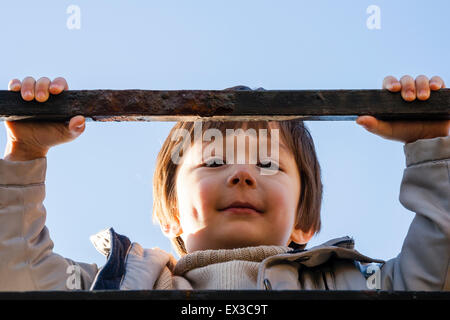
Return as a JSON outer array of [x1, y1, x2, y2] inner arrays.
[[89, 228, 384, 291], [255, 235, 385, 289], [89, 227, 132, 290]]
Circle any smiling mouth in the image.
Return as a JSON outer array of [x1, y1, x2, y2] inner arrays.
[[220, 207, 262, 215], [219, 201, 264, 215]]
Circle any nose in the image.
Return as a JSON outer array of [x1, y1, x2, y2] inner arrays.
[[226, 165, 257, 188]]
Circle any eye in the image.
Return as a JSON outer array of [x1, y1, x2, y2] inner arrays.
[[203, 157, 225, 168], [257, 160, 281, 171]]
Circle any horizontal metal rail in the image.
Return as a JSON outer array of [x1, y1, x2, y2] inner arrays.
[[0, 89, 449, 122]]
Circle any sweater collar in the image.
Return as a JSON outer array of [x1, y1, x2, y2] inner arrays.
[[173, 245, 292, 276]]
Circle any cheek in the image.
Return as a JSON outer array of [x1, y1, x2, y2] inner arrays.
[[194, 175, 223, 216], [266, 181, 299, 228], [176, 174, 198, 231], [177, 173, 221, 227]]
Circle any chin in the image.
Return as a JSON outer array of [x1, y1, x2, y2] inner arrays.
[[211, 229, 274, 250], [222, 241, 269, 250]]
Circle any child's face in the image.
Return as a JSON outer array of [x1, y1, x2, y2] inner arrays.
[[172, 123, 312, 253]]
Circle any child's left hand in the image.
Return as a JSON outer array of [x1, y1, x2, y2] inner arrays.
[[356, 75, 450, 144]]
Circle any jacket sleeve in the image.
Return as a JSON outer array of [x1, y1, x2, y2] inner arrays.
[[0, 157, 99, 291], [380, 135, 450, 291]]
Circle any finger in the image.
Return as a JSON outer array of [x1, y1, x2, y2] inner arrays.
[[382, 75, 401, 92], [415, 75, 430, 101], [68, 115, 86, 135], [400, 75, 416, 101], [429, 75, 446, 90], [356, 115, 393, 137], [35, 77, 51, 102], [8, 79, 21, 91], [21, 77, 36, 101], [49, 77, 69, 95]]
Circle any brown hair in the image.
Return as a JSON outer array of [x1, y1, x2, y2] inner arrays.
[[152, 119, 323, 256]]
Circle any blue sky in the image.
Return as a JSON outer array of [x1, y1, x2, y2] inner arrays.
[[0, 0, 448, 267]]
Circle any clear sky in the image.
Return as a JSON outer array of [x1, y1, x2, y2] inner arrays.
[[1, 0, 448, 267]]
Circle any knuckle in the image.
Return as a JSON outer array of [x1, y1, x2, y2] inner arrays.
[[430, 75, 443, 84], [8, 79, 20, 90], [429, 77, 444, 89], [37, 76, 51, 84], [23, 76, 35, 83], [402, 80, 415, 91], [400, 75, 414, 83], [21, 84, 32, 94], [387, 75, 396, 81], [51, 77, 67, 90], [416, 75, 429, 83], [53, 76, 66, 84], [383, 75, 395, 84], [383, 76, 399, 90]]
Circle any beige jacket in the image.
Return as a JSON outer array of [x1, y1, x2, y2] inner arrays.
[[0, 136, 449, 291]]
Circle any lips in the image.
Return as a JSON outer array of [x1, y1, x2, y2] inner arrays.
[[219, 201, 264, 213]]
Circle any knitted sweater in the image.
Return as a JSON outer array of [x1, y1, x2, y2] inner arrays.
[[154, 245, 291, 290]]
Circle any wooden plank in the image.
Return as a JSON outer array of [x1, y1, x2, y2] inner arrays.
[[0, 89, 449, 122]]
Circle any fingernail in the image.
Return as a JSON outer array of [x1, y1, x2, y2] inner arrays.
[[406, 91, 414, 99]]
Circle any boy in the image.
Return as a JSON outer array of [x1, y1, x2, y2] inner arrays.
[[0, 75, 449, 290]]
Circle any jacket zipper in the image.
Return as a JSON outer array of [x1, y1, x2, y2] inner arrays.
[[263, 278, 272, 290]]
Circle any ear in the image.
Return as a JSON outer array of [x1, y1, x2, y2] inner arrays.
[[288, 226, 315, 245], [161, 217, 183, 238]]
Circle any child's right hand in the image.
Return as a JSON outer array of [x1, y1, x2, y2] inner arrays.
[[3, 76, 86, 161]]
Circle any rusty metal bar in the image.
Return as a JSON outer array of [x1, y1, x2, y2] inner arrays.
[[0, 89, 449, 122]]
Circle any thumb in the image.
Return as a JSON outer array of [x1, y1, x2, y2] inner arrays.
[[356, 115, 394, 138], [68, 115, 86, 136], [356, 115, 388, 132], [356, 115, 377, 130]]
